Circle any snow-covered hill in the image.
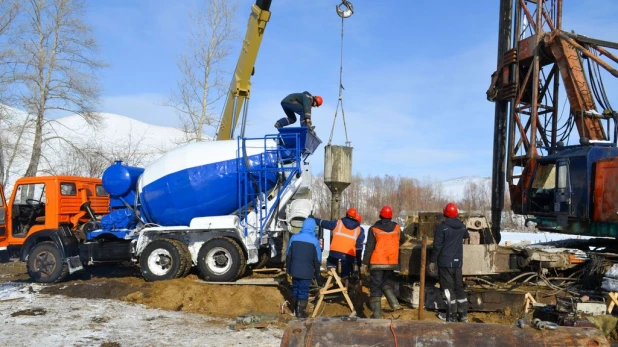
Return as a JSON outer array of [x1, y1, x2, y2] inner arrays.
[[440, 176, 491, 201], [0, 105, 187, 192]]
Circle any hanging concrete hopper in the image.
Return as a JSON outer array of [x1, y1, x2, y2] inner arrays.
[[324, 145, 353, 219]]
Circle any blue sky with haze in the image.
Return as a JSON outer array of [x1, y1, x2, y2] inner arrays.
[[86, 0, 618, 180]]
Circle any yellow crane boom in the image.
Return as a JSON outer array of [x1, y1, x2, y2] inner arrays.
[[216, 0, 271, 141]]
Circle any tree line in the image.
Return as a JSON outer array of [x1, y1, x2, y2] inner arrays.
[[0, 0, 238, 186], [311, 173, 521, 230]]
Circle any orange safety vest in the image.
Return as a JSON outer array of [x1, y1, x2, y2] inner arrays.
[[330, 220, 361, 256], [369, 225, 401, 265]]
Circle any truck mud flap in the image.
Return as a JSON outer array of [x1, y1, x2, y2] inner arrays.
[[0, 247, 8, 263], [66, 255, 84, 274], [51, 226, 82, 273]]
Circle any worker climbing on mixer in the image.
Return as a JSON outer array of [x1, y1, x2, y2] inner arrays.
[[286, 216, 322, 318], [362, 205, 405, 318], [314, 208, 365, 288], [275, 91, 323, 133], [428, 202, 470, 323]]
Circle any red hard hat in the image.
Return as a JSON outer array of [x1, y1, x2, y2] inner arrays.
[[314, 95, 323, 107], [346, 208, 359, 221], [357, 214, 362, 223], [443, 202, 459, 218], [379, 205, 393, 219]]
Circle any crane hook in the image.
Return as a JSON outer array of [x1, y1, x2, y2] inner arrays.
[[336, 0, 354, 18]]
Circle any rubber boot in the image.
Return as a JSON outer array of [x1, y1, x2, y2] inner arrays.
[[296, 300, 308, 318], [369, 297, 382, 319], [457, 301, 468, 323], [383, 285, 402, 311], [448, 303, 458, 322], [289, 298, 297, 316]]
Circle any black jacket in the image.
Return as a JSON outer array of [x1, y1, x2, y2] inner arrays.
[[362, 218, 405, 270], [430, 218, 470, 268], [281, 91, 313, 119]]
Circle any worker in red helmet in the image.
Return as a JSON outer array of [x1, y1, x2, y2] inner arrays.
[[362, 205, 405, 318], [428, 202, 470, 323], [275, 91, 322, 133], [315, 207, 365, 287]]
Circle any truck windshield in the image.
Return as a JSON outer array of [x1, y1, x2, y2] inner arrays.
[[13, 183, 46, 204]]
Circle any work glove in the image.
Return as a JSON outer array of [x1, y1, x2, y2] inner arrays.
[[428, 262, 438, 278]]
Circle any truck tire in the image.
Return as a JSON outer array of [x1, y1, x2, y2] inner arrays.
[[197, 237, 245, 282], [168, 239, 192, 277], [140, 239, 186, 281], [27, 241, 69, 283]]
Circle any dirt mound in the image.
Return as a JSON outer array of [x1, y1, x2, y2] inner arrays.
[[36, 269, 286, 319], [125, 275, 286, 317], [0, 262, 520, 325]]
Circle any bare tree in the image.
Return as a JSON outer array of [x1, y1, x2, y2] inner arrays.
[[11, 0, 105, 177], [0, 1, 22, 185], [166, 0, 238, 142], [39, 125, 150, 177], [0, 106, 32, 186], [0, 0, 20, 85], [460, 180, 491, 214]]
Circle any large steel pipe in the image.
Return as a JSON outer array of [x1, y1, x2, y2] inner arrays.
[[280, 318, 609, 347]]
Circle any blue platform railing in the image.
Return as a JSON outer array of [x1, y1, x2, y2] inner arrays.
[[236, 127, 321, 241]]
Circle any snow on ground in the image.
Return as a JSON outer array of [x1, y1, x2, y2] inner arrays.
[[500, 231, 595, 246], [0, 283, 283, 347]]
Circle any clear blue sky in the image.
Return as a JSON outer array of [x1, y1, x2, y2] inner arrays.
[[86, 0, 618, 180]]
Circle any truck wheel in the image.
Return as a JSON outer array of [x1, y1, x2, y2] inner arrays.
[[140, 239, 185, 281], [168, 239, 192, 277], [27, 241, 69, 283], [197, 237, 245, 282]]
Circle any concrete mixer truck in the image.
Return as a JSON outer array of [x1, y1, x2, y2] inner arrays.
[[20, 128, 321, 283]]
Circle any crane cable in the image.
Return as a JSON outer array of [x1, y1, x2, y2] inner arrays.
[[328, 1, 354, 147]]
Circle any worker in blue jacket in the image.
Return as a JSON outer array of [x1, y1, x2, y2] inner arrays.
[[286, 217, 322, 318], [315, 208, 365, 287], [275, 91, 323, 132]]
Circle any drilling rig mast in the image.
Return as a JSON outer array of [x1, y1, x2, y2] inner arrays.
[[488, 0, 618, 239]]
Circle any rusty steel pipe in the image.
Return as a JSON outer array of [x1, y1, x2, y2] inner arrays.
[[280, 318, 610, 347], [418, 236, 427, 320], [558, 33, 618, 78]]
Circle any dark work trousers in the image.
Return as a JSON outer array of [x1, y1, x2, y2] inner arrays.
[[326, 255, 354, 278], [292, 278, 312, 300], [438, 267, 466, 306], [277, 102, 308, 127], [369, 270, 393, 298]]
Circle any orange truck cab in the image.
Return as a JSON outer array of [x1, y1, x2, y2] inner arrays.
[[0, 176, 123, 282]]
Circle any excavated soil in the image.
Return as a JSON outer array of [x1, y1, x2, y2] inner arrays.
[[0, 262, 580, 328]]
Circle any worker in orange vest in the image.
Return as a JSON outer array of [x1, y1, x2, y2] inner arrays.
[[362, 205, 405, 318], [315, 208, 365, 286]]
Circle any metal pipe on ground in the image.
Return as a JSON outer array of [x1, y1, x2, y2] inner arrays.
[[280, 318, 610, 346]]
